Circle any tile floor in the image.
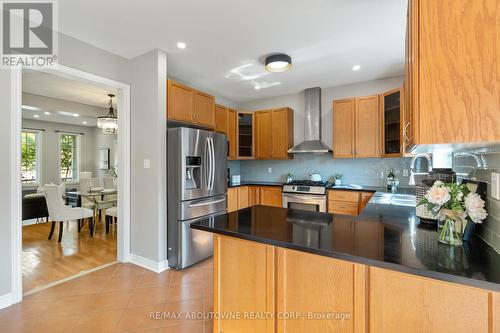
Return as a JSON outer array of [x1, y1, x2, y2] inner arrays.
[[1, 259, 214, 333]]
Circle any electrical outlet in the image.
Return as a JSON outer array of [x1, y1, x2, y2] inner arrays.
[[403, 169, 409, 177], [143, 159, 151, 169], [380, 171, 384, 179], [267, 167, 272, 174], [492, 172, 500, 200]]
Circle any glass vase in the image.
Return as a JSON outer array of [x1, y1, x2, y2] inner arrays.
[[437, 218, 463, 246]]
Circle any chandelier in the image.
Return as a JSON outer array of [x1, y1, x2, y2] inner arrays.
[[97, 94, 118, 134]]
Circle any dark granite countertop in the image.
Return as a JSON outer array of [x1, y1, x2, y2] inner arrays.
[[228, 181, 284, 188], [191, 197, 500, 291]]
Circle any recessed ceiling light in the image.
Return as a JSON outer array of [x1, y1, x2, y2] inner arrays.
[[177, 42, 186, 49], [352, 65, 361, 71], [82, 121, 88, 124], [254, 86, 261, 90], [73, 113, 79, 117], [44, 111, 51, 115], [33, 115, 39, 118], [265, 54, 292, 73]]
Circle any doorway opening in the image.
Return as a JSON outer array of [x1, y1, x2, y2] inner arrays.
[[12, 65, 131, 300]]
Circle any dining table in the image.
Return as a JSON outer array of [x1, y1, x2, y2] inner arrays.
[[65, 189, 117, 236]]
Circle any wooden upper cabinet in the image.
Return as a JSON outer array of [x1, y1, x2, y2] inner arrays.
[[194, 90, 215, 128], [227, 109, 237, 160], [259, 186, 282, 208], [253, 107, 294, 160], [167, 80, 194, 122], [333, 99, 355, 158], [381, 88, 403, 157], [271, 108, 294, 159], [237, 112, 255, 159], [215, 104, 227, 133], [355, 95, 380, 157], [408, 0, 499, 145], [167, 79, 215, 128], [255, 111, 272, 159]]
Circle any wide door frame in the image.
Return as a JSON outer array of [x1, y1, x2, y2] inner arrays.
[[10, 63, 131, 302]]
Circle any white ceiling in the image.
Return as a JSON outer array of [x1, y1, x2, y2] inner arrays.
[[22, 70, 117, 126], [23, 69, 117, 107], [59, 0, 408, 102]]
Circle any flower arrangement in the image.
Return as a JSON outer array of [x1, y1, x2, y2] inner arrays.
[[418, 181, 487, 245]]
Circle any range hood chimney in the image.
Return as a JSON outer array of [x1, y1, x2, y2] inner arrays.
[[287, 87, 332, 154]]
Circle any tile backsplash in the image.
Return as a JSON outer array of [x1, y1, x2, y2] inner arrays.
[[230, 155, 412, 187], [453, 150, 500, 254]]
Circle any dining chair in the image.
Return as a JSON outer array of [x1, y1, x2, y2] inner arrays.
[[103, 177, 116, 189], [44, 185, 94, 243], [105, 206, 117, 234]]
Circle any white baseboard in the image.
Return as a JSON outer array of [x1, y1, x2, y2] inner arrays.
[[0, 293, 13, 310], [129, 254, 169, 273]]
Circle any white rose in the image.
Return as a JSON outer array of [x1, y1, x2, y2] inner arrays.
[[465, 193, 487, 223], [425, 186, 451, 206], [433, 180, 444, 187]]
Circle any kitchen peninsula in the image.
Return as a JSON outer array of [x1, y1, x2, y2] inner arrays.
[[192, 190, 500, 333]]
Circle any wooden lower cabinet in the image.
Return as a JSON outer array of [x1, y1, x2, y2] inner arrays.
[[238, 186, 260, 209], [228, 185, 280, 211], [214, 236, 500, 333], [214, 235, 275, 333], [259, 186, 283, 208], [276, 248, 365, 333], [370, 267, 490, 333], [227, 187, 238, 212]]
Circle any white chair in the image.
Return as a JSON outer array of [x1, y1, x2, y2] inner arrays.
[[102, 177, 116, 189], [44, 185, 94, 243], [80, 171, 93, 179], [105, 207, 117, 234]]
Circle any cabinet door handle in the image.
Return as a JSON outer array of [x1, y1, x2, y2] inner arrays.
[[403, 122, 410, 143]]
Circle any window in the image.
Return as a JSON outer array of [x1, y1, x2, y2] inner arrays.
[[59, 133, 80, 182], [21, 130, 40, 184]]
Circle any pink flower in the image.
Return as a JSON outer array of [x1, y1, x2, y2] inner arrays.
[[465, 193, 487, 223], [425, 185, 451, 206]]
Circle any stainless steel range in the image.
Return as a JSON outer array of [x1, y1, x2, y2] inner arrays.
[[282, 180, 329, 212]]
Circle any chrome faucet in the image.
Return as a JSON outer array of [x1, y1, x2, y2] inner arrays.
[[453, 152, 486, 168], [408, 153, 433, 186]]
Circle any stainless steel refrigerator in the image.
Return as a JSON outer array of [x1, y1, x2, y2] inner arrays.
[[167, 127, 227, 269]]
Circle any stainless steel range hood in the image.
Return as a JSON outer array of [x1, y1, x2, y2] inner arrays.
[[288, 87, 332, 154]]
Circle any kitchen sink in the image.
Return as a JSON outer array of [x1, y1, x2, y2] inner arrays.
[[370, 193, 416, 207], [331, 184, 364, 190]]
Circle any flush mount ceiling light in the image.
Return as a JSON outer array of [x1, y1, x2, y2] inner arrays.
[[97, 94, 118, 134], [177, 42, 186, 49], [265, 54, 292, 72], [352, 65, 361, 71]]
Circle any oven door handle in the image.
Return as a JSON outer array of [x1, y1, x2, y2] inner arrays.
[[282, 193, 326, 201]]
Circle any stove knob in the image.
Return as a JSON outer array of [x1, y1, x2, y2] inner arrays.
[[292, 186, 296, 190]]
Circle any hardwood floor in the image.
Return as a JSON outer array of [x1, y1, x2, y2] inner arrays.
[[22, 218, 117, 293], [1, 259, 214, 333]]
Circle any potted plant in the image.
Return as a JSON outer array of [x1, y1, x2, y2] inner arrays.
[[418, 181, 487, 246], [333, 174, 343, 186]]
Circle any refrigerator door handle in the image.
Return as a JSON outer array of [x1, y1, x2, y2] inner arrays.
[[208, 138, 214, 190], [209, 137, 215, 190], [205, 137, 212, 190], [187, 198, 226, 208]]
